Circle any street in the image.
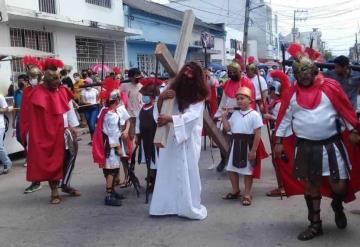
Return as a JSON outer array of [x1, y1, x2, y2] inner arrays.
[[1, 132, 360, 247]]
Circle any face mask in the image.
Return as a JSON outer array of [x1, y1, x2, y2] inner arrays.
[[30, 78, 38, 86], [74, 77, 80, 82], [85, 86, 91, 91], [142, 95, 151, 104]]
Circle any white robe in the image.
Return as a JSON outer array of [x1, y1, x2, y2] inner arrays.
[[149, 100, 207, 220]]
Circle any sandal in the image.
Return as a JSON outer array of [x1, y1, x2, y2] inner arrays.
[[62, 187, 81, 197], [297, 221, 323, 241], [50, 195, 61, 204], [266, 188, 286, 197], [222, 191, 241, 200], [242, 195, 252, 206]]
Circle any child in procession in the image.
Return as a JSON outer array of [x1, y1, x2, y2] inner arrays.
[[221, 87, 263, 206]]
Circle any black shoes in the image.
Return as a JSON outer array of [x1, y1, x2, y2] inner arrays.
[[104, 194, 122, 206], [24, 183, 42, 194], [298, 221, 323, 241], [331, 199, 347, 229]]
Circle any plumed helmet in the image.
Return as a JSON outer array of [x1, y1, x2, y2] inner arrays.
[[227, 61, 241, 72], [22, 56, 43, 78], [287, 43, 320, 76], [269, 70, 290, 96], [42, 58, 64, 83]]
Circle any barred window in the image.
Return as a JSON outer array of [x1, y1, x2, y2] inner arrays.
[[85, 0, 111, 8], [10, 28, 54, 73], [137, 54, 164, 75], [39, 0, 56, 14], [76, 37, 124, 72]]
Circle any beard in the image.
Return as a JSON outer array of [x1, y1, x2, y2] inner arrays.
[[229, 75, 240, 81]]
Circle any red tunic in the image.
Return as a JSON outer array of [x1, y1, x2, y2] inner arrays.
[[19, 86, 35, 147], [275, 74, 360, 203], [26, 85, 73, 182]]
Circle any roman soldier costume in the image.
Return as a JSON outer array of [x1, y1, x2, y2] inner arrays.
[[275, 43, 360, 240]]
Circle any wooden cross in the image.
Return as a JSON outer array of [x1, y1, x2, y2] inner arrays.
[[153, 10, 229, 154]]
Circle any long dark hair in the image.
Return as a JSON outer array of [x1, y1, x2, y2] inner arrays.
[[170, 62, 209, 112]]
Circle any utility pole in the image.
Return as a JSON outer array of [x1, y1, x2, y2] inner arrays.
[[243, 0, 251, 65], [243, 0, 265, 66], [292, 9, 308, 42], [356, 33, 359, 64]]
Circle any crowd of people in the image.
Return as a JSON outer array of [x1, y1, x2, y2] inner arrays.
[[0, 42, 359, 242]]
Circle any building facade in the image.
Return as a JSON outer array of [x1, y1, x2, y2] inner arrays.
[[123, 0, 226, 74], [0, 0, 141, 92], [166, 0, 279, 62], [284, 28, 325, 55]]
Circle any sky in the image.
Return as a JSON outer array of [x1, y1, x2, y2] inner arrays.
[[151, 0, 360, 56]]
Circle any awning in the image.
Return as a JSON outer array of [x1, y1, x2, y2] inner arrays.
[[0, 47, 54, 61]]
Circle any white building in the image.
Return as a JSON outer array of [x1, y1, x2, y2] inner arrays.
[[166, 0, 279, 62], [225, 27, 243, 64], [0, 0, 141, 93]]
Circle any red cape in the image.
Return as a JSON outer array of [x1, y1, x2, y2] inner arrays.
[[222, 77, 256, 109], [275, 75, 360, 203], [253, 140, 268, 179], [92, 107, 109, 168], [92, 107, 134, 167], [208, 85, 217, 118], [26, 85, 73, 182]]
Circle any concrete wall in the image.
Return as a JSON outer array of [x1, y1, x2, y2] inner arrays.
[[0, 23, 12, 94], [6, 0, 124, 27], [0, 20, 125, 95], [5, 0, 38, 10]]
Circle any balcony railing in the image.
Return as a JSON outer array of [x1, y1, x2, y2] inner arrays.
[[39, 0, 56, 14]]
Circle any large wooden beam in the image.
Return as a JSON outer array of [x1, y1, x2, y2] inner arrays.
[[174, 10, 195, 68], [153, 10, 195, 148], [155, 43, 178, 77], [203, 110, 229, 154]]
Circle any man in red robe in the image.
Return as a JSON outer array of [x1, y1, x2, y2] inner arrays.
[[20, 56, 44, 194], [214, 62, 256, 172], [24, 58, 79, 204], [275, 43, 360, 241]]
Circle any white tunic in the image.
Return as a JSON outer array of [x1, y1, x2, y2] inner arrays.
[[226, 110, 263, 175], [149, 101, 207, 220], [102, 105, 130, 169], [276, 92, 353, 140], [250, 75, 268, 100], [276, 92, 354, 178], [63, 101, 80, 150]]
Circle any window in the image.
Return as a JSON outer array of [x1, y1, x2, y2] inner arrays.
[[76, 37, 124, 72], [10, 28, 54, 72], [85, 0, 111, 8], [136, 54, 164, 75], [39, 0, 56, 14]]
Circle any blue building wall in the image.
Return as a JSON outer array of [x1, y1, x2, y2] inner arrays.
[[124, 6, 225, 73]]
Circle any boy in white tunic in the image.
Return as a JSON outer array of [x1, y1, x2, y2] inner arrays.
[[101, 90, 130, 206], [221, 87, 263, 206]]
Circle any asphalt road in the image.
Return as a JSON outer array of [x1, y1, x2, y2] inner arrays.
[[1, 133, 360, 247]]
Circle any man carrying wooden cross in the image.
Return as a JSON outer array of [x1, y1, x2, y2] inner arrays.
[[149, 62, 209, 220]]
